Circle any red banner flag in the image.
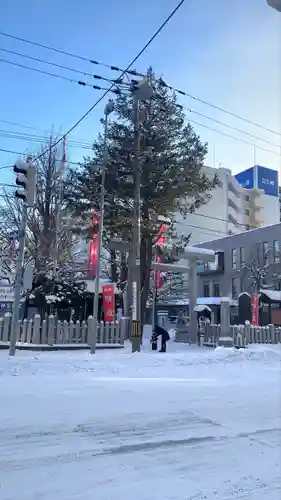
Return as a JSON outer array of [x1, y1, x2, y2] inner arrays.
[[155, 253, 163, 289], [102, 284, 115, 322], [252, 295, 259, 325], [87, 212, 99, 278], [156, 224, 166, 246]]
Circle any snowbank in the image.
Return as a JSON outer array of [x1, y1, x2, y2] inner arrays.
[[0, 341, 280, 381]]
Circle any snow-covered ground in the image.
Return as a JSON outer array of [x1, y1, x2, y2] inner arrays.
[[0, 338, 280, 500]]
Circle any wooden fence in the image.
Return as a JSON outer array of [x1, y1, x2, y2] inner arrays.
[[203, 323, 281, 348], [0, 313, 127, 350]]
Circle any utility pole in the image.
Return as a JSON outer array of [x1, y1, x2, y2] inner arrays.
[[131, 95, 141, 352], [9, 155, 36, 356], [91, 100, 115, 354], [151, 268, 157, 332], [131, 79, 153, 352], [53, 136, 67, 277]]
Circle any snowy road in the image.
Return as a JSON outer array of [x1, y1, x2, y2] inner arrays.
[[0, 343, 280, 499]]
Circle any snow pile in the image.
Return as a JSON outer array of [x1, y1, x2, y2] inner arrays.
[[0, 342, 280, 381], [168, 328, 176, 340]]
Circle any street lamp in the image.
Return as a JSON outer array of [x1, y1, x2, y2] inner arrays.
[[91, 99, 114, 353], [267, 0, 281, 11]]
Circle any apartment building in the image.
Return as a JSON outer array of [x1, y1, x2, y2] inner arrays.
[[175, 165, 278, 247], [196, 223, 281, 300], [235, 165, 279, 227]]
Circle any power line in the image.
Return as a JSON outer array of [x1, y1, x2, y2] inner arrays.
[[0, 129, 93, 150], [0, 58, 127, 95], [162, 81, 281, 138], [0, 111, 279, 163], [0, 147, 82, 166], [175, 219, 230, 238], [33, 0, 186, 162], [186, 117, 280, 157], [1, 66, 278, 156], [0, 149, 267, 237], [0, 166, 12, 171], [0, 31, 144, 78], [2, 65, 279, 157], [0, 47, 130, 87], [1, 30, 280, 137], [179, 105, 280, 149], [0, 118, 100, 148]]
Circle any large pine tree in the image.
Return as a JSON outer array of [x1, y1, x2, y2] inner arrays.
[[67, 70, 219, 325]]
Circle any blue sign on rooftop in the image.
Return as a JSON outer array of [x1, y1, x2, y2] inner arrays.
[[235, 167, 254, 190], [256, 165, 278, 197]]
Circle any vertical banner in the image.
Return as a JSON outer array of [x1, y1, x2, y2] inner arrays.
[[87, 212, 99, 278], [252, 295, 259, 325], [102, 284, 115, 322], [155, 253, 163, 289]]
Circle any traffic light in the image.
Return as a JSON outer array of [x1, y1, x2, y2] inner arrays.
[[13, 160, 36, 206]]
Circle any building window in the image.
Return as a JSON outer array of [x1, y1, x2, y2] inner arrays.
[[213, 282, 220, 297], [244, 209, 249, 216], [263, 242, 269, 265], [273, 240, 280, 263], [203, 281, 210, 297], [231, 248, 237, 269], [240, 247, 245, 267], [228, 198, 239, 211], [232, 278, 239, 299], [244, 195, 250, 201]]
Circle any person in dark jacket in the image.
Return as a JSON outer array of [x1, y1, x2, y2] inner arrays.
[[155, 324, 170, 352]]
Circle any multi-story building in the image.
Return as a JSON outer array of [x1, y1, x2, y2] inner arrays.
[[196, 223, 281, 301], [175, 165, 279, 246], [235, 165, 279, 227]]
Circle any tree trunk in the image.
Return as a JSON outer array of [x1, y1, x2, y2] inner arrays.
[[110, 249, 118, 282], [120, 252, 128, 290], [140, 235, 153, 337]]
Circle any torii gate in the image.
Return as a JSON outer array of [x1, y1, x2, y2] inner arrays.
[[150, 246, 215, 343]]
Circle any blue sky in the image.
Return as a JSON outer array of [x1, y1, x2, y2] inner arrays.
[[0, 0, 280, 188]]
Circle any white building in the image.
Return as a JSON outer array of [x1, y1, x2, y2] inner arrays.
[[175, 165, 280, 246]]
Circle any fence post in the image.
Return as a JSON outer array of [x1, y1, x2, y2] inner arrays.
[[269, 324, 275, 343], [88, 316, 97, 354], [112, 321, 118, 343], [62, 320, 69, 344], [119, 318, 126, 346], [244, 322, 250, 347], [47, 315, 55, 346], [100, 321, 104, 343], [220, 298, 230, 335], [109, 322, 114, 343], [80, 320, 87, 344], [3, 313, 12, 343], [122, 316, 130, 339], [20, 318, 28, 342], [41, 319, 47, 344], [32, 314, 41, 344], [0, 317, 4, 342], [26, 318, 33, 343]]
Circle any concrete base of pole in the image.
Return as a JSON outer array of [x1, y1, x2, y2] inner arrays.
[[131, 337, 141, 352], [131, 319, 141, 352], [218, 336, 234, 348]]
